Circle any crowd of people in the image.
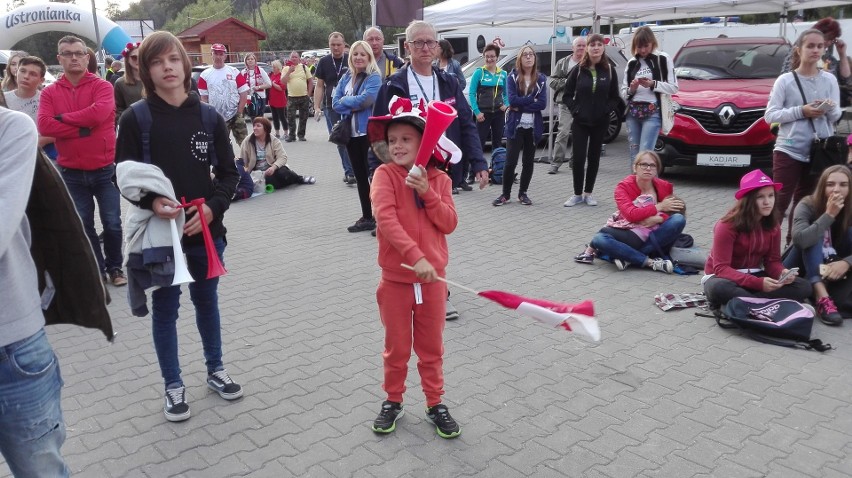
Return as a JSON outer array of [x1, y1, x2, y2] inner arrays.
[[5, 15, 852, 477]]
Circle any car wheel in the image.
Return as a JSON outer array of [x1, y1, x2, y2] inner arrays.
[[603, 110, 621, 144]]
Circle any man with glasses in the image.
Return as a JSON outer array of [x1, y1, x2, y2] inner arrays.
[[38, 36, 127, 287], [374, 20, 490, 321], [314, 32, 355, 183], [548, 36, 587, 173], [198, 43, 249, 145]]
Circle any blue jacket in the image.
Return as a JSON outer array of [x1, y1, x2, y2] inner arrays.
[[332, 70, 381, 135], [434, 58, 466, 89], [504, 70, 547, 142], [374, 65, 486, 174]]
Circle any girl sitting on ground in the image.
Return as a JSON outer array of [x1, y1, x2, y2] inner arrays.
[[784, 165, 852, 325], [239, 117, 315, 190], [703, 169, 810, 311], [575, 151, 685, 273]]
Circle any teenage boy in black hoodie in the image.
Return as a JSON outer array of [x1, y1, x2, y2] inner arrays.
[[115, 31, 242, 423]]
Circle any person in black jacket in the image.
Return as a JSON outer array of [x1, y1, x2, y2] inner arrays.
[[562, 33, 620, 208], [115, 32, 242, 423]]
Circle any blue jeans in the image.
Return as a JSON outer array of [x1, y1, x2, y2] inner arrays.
[[626, 111, 662, 163], [0, 330, 69, 477], [324, 108, 353, 176], [591, 214, 687, 265], [783, 228, 852, 284], [59, 164, 123, 273], [151, 238, 226, 388]]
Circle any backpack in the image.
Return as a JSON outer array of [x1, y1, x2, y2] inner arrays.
[[712, 297, 831, 351], [489, 147, 507, 184], [130, 99, 220, 166]]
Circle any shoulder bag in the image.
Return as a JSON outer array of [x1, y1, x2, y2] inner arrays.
[[791, 71, 848, 175], [328, 73, 366, 146]]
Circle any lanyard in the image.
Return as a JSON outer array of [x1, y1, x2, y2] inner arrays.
[[331, 56, 344, 80], [413, 70, 436, 103]]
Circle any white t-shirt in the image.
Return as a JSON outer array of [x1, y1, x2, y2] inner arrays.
[[407, 69, 437, 104], [631, 58, 658, 104], [4, 90, 40, 124], [198, 65, 249, 120], [344, 82, 366, 137]]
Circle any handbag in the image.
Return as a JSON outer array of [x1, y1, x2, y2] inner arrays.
[[327, 73, 365, 146], [328, 116, 352, 146], [791, 71, 848, 174], [660, 93, 674, 135], [246, 92, 263, 117]]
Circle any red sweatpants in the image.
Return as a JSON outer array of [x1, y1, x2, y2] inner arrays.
[[376, 278, 447, 407]]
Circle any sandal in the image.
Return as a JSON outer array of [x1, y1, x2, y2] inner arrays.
[[303, 176, 316, 184]]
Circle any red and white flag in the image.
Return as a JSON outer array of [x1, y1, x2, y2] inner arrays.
[[478, 290, 600, 341]]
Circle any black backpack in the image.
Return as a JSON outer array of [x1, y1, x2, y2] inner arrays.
[[711, 297, 831, 351]]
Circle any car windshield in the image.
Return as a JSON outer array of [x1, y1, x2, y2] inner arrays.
[[674, 43, 790, 80]]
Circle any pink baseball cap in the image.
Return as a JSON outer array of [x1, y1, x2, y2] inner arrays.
[[735, 169, 782, 200], [211, 43, 227, 52]]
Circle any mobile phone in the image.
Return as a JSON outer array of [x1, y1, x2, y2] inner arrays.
[[815, 100, 832, 111], [778, 267, 799, 282]]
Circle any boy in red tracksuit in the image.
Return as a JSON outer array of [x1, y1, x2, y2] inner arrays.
[[367, 97, 460, 438]]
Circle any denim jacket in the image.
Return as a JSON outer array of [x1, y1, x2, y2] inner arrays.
[[332, 71, 381, 135]]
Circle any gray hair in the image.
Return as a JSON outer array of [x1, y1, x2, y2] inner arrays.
[[405, 21, 436, 42]]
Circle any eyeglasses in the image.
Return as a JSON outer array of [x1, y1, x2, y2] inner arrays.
[[484, 55, 497, 60], [636, 162, 657, 170], [59, 51, 88, 59], [408, 40, 438, 50], [521, 52, 536, 58]]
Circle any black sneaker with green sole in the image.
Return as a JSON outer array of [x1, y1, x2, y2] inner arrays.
[[372, 401, 404, 433], [425, 404, 461, 439]]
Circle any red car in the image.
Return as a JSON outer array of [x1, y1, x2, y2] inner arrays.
[[656, 37, 791, 173]]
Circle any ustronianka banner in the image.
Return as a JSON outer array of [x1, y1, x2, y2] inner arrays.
[[1, 4, 131, 56]]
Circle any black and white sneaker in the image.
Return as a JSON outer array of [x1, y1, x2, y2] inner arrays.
[[426, 404, 461, 439], [207, 369, 243, 400], [164, 385, 190, 422], [372, 400, 404, 434]]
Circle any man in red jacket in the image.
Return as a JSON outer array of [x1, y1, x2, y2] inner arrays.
[[38, 36, 126, 286]]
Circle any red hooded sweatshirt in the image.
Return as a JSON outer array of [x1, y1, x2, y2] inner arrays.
[[38, 72, 116, 170], [370, 163, 458, 283]]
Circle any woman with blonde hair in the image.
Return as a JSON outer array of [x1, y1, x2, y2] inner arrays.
[[1, 51, 26, 92], [784, 165, 852, 324], [332, 40, 382, 232], [241, 52, 271, 119]]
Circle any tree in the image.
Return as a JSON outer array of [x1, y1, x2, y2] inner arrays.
[[261, 0, 334, 50], [162, 0, 234, 34]]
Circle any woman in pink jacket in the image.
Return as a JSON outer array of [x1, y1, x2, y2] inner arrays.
[[703, 169, 811, 311]]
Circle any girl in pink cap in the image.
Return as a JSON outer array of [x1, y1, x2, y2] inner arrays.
[[703, 169, 811, 312]]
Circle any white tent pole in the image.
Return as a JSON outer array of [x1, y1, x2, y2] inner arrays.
[[545, 0, 557, 163]]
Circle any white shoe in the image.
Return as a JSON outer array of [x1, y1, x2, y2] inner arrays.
[[564, 195, 584, 207], [613, 258, 629, 271], [649, 258, 673, 274], [584, 195, 598, 206]]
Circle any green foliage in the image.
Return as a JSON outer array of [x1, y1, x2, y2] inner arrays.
[[162, 0, 234, 33], [261, 1, 334, 50]]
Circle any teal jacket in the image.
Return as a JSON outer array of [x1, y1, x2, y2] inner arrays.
[[468, 67, 508, 115]]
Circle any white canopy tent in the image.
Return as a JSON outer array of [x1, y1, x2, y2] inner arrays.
[[423, 0, 852, 160]]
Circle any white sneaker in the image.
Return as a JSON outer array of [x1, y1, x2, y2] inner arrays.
[[584, 195, 598, 206], [564, 195, 584, 207], [613, 258, 629, 271], [649, 258, 674, 274]]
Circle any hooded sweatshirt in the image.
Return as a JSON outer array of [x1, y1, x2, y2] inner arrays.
[[115, 92, 239, 248], [370, 162, 458, 283], [37, 71, 115, 170]]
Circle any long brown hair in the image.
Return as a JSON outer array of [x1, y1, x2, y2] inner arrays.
[[138, 31, 192, 96], [790, 28, 825, 70], [580, 34, 610, 69], [513, 45, 539, 95], [721, 187, 779, 232], [802, 165, 852, 243]]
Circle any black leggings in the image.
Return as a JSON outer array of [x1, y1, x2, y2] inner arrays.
[[346, 135, 372, 220], [502, 128, 535, 198], [265, 165, 303, 189], [571, 120, 606, 196], [270, 106, 287, 132]]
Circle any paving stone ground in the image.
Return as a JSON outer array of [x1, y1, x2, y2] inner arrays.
[[4, 119, 852, 477]]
